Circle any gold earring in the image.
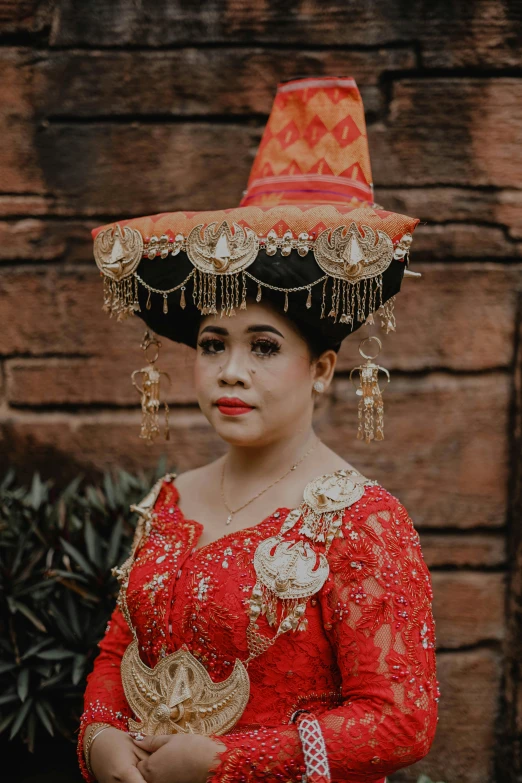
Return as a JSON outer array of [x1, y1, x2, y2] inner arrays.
[[131, 330, 171, 444], [349, 335, 390, 443]]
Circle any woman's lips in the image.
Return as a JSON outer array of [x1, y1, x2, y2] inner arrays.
[[217, 405, 253, 416], [215, 398, 255, 416]]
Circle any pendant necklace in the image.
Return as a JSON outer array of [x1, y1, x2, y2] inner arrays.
[[220, 435, 320, 525]]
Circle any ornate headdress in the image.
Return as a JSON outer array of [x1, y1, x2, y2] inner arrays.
[[92, 76, 421, 443]]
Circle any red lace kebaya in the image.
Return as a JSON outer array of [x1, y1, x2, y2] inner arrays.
[[78, 475, 440, 783]]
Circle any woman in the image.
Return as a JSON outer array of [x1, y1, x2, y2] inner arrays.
[[79, 76, 440, 783]]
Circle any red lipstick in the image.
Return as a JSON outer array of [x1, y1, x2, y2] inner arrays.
[[215, 397, 255, 416]]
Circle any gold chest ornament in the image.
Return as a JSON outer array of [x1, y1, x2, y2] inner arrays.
[[116, 469, 377, 736]]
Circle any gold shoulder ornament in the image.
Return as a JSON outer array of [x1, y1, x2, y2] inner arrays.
[[117, 469, 377, 736]]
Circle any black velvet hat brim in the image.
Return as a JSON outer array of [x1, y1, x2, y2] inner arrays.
[[133, 249, 406, 351]]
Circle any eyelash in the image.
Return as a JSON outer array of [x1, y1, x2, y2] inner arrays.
[[197, 337, 281, 358]]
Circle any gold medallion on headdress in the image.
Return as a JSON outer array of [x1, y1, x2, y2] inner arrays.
[[93, 223, 143, 281], [313, 222, 393, 283], [93, 223, 143, 320], [186, 221, 259, 274]]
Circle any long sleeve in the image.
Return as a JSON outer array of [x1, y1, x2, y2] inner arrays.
[[77, 602, 134, 782], [207, 491, 440, 783]]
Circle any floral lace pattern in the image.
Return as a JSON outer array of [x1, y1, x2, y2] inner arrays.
[[78, 477, 440, 783]]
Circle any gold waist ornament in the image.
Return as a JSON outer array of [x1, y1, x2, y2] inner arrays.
[[115, 469, 376, 736], [121, 640, 250, 735]]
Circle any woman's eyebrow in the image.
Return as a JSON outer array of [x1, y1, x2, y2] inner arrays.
[[199, 324, 285, 338]]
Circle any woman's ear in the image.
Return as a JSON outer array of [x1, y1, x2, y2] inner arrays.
[[313, 349, 337, 392]]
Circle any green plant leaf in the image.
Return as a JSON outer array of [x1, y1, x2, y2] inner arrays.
[[17, 669, 30, 702], [72, 654, 86, 685], [27, 473, 48, 510], [0, 661, 18, 674], [0, 711, 16, 734], [59, 537, 96, 577], [21, 638, 54, 660], [65, 591, 82, 639], [35, 701, 54, 736], [0, 692, 19, 706], [7, 599, 47, 633], [106, 517, 123, 569], [9, 697, 33, 739], [36, 648, 76, 661]]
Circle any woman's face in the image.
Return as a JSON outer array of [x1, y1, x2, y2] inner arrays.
[[194, 299, 334, 447]]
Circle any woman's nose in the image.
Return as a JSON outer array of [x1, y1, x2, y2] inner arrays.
[[218, 348, 252, 386]]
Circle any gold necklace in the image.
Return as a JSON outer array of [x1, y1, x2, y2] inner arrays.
[[220, 435, 320, 525]]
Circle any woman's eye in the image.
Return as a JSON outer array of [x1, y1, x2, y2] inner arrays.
[[196, 337, 280, 357], [252, 339, 280, 357], [197, 338, 224, 354]]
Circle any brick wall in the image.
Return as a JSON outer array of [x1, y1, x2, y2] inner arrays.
[[1, 2, 522, 781]]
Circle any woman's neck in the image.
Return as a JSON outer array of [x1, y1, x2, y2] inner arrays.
[[223, 427, 318, 483]]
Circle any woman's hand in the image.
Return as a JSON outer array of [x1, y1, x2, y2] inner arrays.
[[88, 726, 152, 783], [132, 733, 227, 783]]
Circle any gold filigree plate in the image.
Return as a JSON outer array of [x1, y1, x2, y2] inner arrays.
[[93, 224, 144, 281], [253, 538, 329, 600], [313, 222, 393, 282], [121, 640, 250, 736], [186, 221, 259, 274], [303, 468, 375, 514]]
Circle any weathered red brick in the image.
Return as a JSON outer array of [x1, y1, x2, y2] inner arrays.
[[50, 1, 522, 69], [378, 186, 522, 242], [421, 533, 505, 568], [0, 218, 96, 262], [322, 373, 509, 529], [431, 572, 505, 648], [5, 351, 196, 406], [0, 48, 42, 193], [370, 79, 522, 188], [0, 1, 51, 33], [336, 263, 522, 372], [28, 48, 415, 118]]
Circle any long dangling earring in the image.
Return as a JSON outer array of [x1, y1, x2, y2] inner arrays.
[[349, 335, 390, 443], [131, 330, 171, 444]]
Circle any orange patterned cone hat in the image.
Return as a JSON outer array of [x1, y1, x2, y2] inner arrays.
[[240, 76, 373, 208], [91, 76, 419, 350]]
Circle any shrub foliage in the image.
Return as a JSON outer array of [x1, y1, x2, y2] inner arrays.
[[0, 458, 170, 752]]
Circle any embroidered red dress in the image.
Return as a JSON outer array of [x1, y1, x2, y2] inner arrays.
[[77, 473, 440, 783]]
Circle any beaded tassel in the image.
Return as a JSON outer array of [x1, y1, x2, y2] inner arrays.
[[349, 336, 390, 443], [131, 330, 171, 444]]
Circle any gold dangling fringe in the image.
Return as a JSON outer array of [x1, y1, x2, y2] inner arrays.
[[219, 275, 225, 318], [328, 278, 341, 322], [320, 278, 328, 319], [284, 290, 289, 312], [163, 294, 168, 314], [378, 294, 396, 333], [134, 276, 141, 313], [212, 274, 218, 313], [180, 286, 186, 309], [240, 271, 247, 309], [102, 277, 139, 321], [306, 287, 312, 309], [146, 289, 152, 310], [192, 268, 198, 306], [339, 280, 351, 324], [256, 282, 262, 302]]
